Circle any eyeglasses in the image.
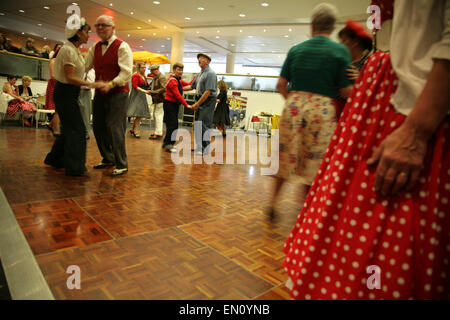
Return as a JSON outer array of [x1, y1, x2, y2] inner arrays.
[[94, 23, 113, 28]]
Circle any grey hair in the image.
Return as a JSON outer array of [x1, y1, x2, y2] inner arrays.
[[311, 3, 338, 34], [96, 15, 115, 27]]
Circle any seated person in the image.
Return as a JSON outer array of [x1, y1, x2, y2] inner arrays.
[[4, 39, 20, 54], [0, 33, 6, 52], [18, 75, 35, 103], [2, 75, 37, 126], [20, 39, 39, 56], [40, 45, 50, 59]]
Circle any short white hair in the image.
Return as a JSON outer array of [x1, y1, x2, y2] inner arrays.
[[311, 3, 338, 33], [96, 15, 115, 27]]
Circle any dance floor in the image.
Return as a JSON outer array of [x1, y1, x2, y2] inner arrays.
[[0, 124, 305, 300]]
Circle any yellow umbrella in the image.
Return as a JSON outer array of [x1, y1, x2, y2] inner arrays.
[[132, 51, 170, 65]]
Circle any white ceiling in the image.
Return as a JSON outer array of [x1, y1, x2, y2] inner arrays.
[[0, 0, 369, 67]]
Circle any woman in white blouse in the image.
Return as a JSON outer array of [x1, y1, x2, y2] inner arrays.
[[44, 18, 106, 176]]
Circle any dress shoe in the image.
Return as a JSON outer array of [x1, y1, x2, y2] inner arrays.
[[130, 130, 140, 138], [111, 168, 128, 176], [93, 162, 115, 169]]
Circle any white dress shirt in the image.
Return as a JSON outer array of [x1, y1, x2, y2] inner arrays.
[[53, 41, 85, 84], [85, 34, 133, 87], [390, 0, 450, 116]]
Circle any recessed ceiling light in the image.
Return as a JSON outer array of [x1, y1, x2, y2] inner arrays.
[[161, 45, 165, 47], [248, 35, 253, 38], [197, 7, 204, 11], [217, 30, 220, 33], [140, 45, 143, 48], [43, 6, 50, 10], [153, 1, 160, 4], [215, 36, 220, 39], [289, 28, 292, 32], [148, 19, 152, 22], [263, 29, 266, 32], [239, 29, 243, 33], [21, 32, 25, 34], [261, 2, 269, 7], [137, 26, 142, 29], [43, 37, 47, 40], [142, 39, 146, 41], [185, 17, 191, 20], [153, 33, 157, 36], [239, 13, 246, 17], [109, 3, 113, 6], [196, 31, 200, 34], [0, 12, 5, 16], [167, 37, 170, 40], [128, 34, 130, 37], [130, 12, 134, 15], [38, 23, 42, 26], [163, 25, 167, 29], [284, 35, 289, 38], [230, 43, 235, 46], [19, 9, 25, 13], [260, 43, 265, 46]]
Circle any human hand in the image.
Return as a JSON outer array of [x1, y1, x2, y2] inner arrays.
[[367, 123, 428, 196], [97, 81, 111, 93], [190, 103, 199, 110], [346, 65, 359, 81]]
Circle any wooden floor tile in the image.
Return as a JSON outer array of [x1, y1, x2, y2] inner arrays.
[[36, 227, 274, 299], [255, 284, 293, 300], [181, 207, 299, 286], [11, 199, 112, 255]]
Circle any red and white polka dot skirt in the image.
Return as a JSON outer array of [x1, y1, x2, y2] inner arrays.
[[283, 51, 450, 300]]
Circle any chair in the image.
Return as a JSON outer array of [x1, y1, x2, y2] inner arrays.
[[34, 95, 55, 128], [0, 92, 24, 126]]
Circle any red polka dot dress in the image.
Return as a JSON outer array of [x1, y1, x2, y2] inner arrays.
[[282, 51, 450, 300]]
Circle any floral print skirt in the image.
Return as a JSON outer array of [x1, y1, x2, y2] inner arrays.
[[277, 91, 337, 185]]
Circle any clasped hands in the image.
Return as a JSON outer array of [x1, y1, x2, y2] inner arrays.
[[187, 103, 199, 110]]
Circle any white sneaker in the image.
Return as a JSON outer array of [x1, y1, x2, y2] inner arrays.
[[111, 168, 128, 176], [169, 147, 177, 153]]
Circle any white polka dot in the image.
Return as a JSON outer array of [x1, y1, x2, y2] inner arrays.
[[393, 291, 400, 298], [402, 263, 409, 271], [397, 277, 405, 285]]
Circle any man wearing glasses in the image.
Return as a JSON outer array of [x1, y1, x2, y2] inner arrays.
[[85, 15, 133, 176]]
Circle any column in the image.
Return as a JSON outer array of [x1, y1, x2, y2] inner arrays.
[[226, 53, 235, 74], [170, 32, 185, 68]]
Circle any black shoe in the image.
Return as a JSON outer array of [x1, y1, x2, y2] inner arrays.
[[44, 159, 64, 169], [93, 162, 115, 169], [267, 207, 276, 221], [66, 171, 89, 177]]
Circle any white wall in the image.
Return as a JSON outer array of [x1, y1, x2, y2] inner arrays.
[[236, 89, 284, 116]]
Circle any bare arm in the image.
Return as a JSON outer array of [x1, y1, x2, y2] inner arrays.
[[339, 85, 353, 99], [3, 83, 22, 100], [192, 90, 211, 109], [276, 76, 289, 99], [49, 59, 55, 79], [368, 58, 450, 195]]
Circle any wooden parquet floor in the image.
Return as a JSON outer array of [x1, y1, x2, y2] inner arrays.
[[0, 125, 305, 300]]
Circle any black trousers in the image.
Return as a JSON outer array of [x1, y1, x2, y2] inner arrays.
[[44, 82, 86, 175], [162, 99, 180, 147], [92, 92, 129, 169]]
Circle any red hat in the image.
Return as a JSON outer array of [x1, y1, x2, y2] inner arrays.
[[345, 20, 373, 42]]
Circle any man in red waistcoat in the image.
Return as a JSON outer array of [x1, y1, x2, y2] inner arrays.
[[85, 15, 133, 176]]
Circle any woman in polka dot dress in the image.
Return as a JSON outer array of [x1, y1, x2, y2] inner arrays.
[[283, 0, 450, 300]]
